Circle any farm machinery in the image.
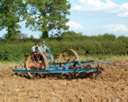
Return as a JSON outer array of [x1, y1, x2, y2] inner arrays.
[[13, 49, 104, 79]]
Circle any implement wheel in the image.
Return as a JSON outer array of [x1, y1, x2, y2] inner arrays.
[[56, 49, 80, 63], [24, 53, 49, 78]]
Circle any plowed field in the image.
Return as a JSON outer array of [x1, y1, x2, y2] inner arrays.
[[0, 60, 128, 102]]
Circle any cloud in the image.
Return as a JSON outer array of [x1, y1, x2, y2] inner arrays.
[[105, 24, 128, 33], [72, 0, 118, 12], [66, 21, 83, 30], [118, 3, 128, 17], [71, 0, 128, 17]]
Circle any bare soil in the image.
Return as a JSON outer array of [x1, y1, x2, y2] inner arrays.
[[0, 61, 128, 102]]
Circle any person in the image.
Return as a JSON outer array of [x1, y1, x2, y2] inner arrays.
[[38, 41, 49, 54], [38, 41, 54, 63], [31, 42, 39, 53], [31, 42, 41, 62], [31, 41, 50, 55], [31, 42, 48, 68]]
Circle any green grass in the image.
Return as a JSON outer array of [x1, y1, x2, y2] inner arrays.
[[80, 55, 128, 61]]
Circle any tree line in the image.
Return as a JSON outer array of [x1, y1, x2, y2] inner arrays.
[[0, 32, 128, 61]]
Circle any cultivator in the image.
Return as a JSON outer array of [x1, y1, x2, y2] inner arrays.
[[13, 49, 104, 79]]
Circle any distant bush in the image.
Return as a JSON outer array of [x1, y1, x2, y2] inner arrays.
[[0, 32, 128, 61]]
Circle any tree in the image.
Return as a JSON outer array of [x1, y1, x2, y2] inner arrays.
[[102, 33, 116, 41], [0, 0, 70, 39], [26, 0, 70, 38], [0, 0, 26, 39]]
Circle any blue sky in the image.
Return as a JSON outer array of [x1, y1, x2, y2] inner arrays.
[[0, 0, 128, 38], [67, 0, 128, 36]]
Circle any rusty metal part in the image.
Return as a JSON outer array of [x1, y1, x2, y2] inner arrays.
[[56, 49, 80, 63]]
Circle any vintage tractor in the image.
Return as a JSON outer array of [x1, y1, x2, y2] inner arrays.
[[13, 49, 102, 79]]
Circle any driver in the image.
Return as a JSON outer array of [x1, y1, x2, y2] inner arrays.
[[38, 41, 49, 54], [31, 42, 49, 68], [32, 42, 39, 53], [38, 41, 54, 63]]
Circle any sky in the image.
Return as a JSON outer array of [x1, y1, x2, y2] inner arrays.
[[0, 0, 128, 38], [67, 0, 128, 37]]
